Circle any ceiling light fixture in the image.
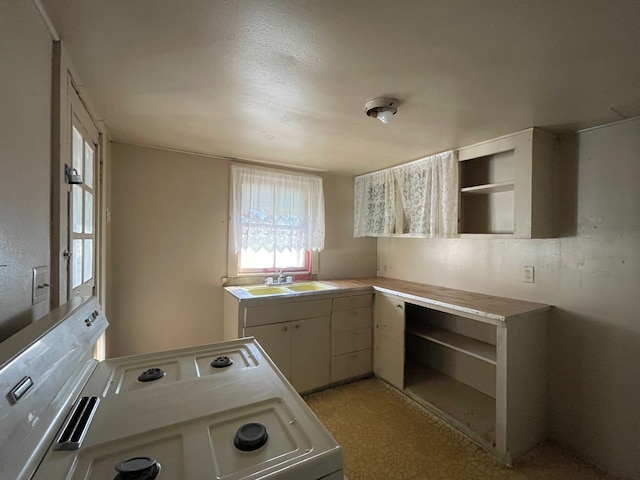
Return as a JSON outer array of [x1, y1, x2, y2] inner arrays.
[[365, 98, 398, 124]]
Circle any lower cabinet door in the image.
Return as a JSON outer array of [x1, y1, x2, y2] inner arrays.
[[374, 294, 405, 390], [290, 316, 331, 393], [245, 323, 292, 379]]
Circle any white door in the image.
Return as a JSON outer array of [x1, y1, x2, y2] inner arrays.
[[290, 316, 331, 392], [374, 294, 405, 390], [68, 88, 99, 298], [245, 323, 292, 378]]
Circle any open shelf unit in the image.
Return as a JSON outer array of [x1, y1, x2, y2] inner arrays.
[[457, 128, 557, 238], [404, 302, 498, 451], [373, 287, 549, 465], [406, 324, 496, 364], [404, 364, 496, 447]]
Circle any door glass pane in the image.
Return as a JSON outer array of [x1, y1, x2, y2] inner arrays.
[[72, 239, 83, 288], [84, 191, 93, 234], [72, 185, 83, 233], [85, 141, 94, 188], [72, 127, 83, 175], [84, 239, 93, 281]]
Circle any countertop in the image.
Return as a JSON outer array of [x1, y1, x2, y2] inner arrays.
[[224, 277, 550, 323]]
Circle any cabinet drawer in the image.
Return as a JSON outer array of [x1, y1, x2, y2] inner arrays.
[[244, 299, 332, 327], [332, 307, 372, 333], [332, 294, 372, 312], [331, 349, 372, 383], [332, 328, 372, 356]]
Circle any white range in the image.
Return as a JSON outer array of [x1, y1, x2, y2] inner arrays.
[[0, 297, 343, 480]]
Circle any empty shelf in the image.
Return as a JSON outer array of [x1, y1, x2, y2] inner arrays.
[[406, 325, 496, 364], [460, 181, 515, 195], [404, 364, 496, 446]]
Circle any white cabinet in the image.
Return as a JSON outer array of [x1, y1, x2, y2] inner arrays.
[[246, 315, 331, 393], [371, 283, 548, 465], [373, 293, 405, 390], [227, 296, 332, 393], [353, 151, 457, 237], [225, 291, 374, 392], [458, 127, 557, 238], [330, 294, 373, 383], [244, 322, 292, 380], [290, 316, 331, 392]]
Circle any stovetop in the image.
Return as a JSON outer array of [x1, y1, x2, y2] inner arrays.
[[0, 297, 343, 480], [84, 340, 260, 397]]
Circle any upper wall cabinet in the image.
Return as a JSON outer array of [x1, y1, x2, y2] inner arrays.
[[354, 151, 458, 238], [458, 128, 558, 238]]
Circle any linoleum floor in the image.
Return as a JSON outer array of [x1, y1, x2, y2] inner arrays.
[[304, 378, 615, 480]]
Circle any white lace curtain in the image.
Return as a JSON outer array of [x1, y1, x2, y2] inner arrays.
[[354, 150, 458, 237], [231, 164, 325, 253], [354, 169, 396, 236]]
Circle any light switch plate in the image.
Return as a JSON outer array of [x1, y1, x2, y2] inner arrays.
[[32, 266, 49, 305]]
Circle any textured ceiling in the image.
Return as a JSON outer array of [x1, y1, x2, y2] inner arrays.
[[41, 0, 640, 175]]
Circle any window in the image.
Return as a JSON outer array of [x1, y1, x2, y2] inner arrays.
[[231, 165, 325, 274], [70, 124, 97, 290]]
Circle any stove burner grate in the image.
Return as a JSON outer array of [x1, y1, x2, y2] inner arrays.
[[234, 422, 268, 451], [211, 356, 233, 368], [137, 368, 165, 382], [114, 456, 161, 480]]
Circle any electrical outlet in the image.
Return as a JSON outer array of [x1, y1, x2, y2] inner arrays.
[[522, 266, 535, 283]]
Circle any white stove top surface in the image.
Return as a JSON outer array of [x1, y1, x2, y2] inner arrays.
[[85, 341, 260, 396], [33, 338, 343, 480]]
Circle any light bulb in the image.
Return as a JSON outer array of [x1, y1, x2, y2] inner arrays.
[[377, 109, 393, 124]]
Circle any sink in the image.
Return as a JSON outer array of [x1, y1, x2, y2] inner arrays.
[[286, 282, 336, 292], [240, 282, 337, 296], [244, 286, 291, 296]]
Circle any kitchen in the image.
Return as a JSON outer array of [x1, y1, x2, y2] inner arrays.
[[1, 1, 639, 479]]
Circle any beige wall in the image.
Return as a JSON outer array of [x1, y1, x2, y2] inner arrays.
[[378, 117, 640, 480], [109, 143, 229, 356], [0, 1, 52, 340], [109, 143, 377, 356], [319, 174, 378, 279]]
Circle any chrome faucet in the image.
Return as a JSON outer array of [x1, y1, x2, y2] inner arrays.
[[265, 269, 292, 285]]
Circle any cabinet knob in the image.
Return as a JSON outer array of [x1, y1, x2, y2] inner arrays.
[[282, 326, 288, 331], [396, 304, 403, 309], [294, 324, 300, 329]]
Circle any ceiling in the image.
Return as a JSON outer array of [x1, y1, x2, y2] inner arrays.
[[40, 0, 640, 176]]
